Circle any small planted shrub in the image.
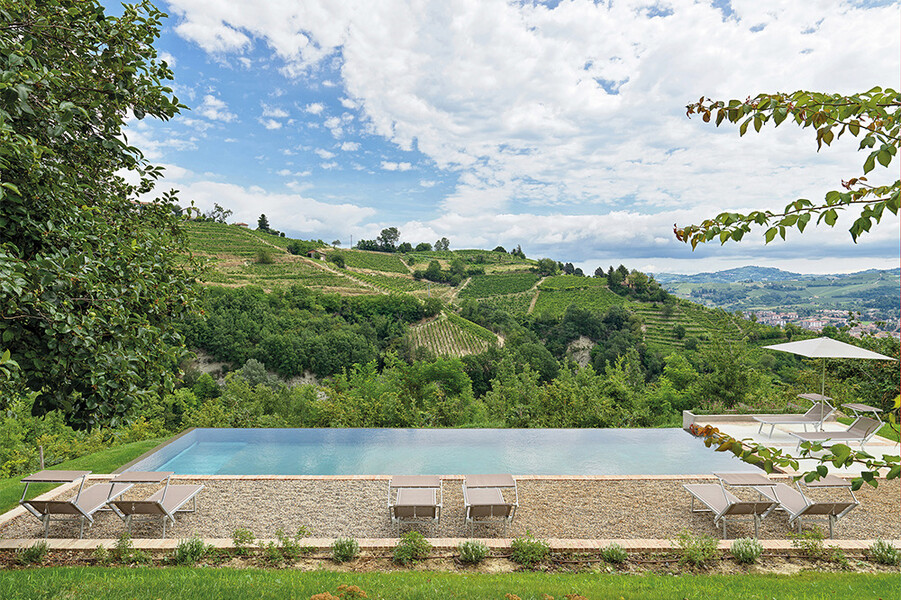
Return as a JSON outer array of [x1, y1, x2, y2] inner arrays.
[[16, 541, 48, 565], [276, 527, 315, 562], [331, 537, 360, 563], [599, 542, 628, 565], [510, 531, 550, 568], [730, 537, 763, 565], [458, 540, 490, 565], [232, 528, 256, 556], [393, 531, 432, 565], [674, 529, 718, 567], [869, 539, 901, 566], [173, 535, 211, 565], [92, 544, 111, 565], [114, 532, 151, 565], [790, 527, 827, 559]]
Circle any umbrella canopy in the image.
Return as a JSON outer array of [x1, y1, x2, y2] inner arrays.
[[763, 337, 897, 423], [763, 337, 897, 361]]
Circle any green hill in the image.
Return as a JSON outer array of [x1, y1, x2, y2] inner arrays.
[[184, 221, 784, 358]]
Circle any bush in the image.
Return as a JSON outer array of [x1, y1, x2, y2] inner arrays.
[[730, 537, 763, 564], [232, 528, 256, 556], [790, 527, 827, 559], [92, 544, 111, 565], [458, 540, 489, 564], [599, 542, 628, 565], [331, 537, 360, 563], [674, 529, 718, 567], [510, 531, 550, 567], [869, 539, 901, 566], [393, 531, 432, 565], [17, 541, 48, 565], [114, 532, 151, 565], [173, 535, 211, 565], [256, 248, 274, 264], [276, 527, 315, 562]]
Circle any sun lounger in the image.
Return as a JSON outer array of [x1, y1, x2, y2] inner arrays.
[[753, 402, 835, 437], [109, 483, 204, 538], [388, 475, 442, 534], [20, 470, 132, 538], [463, 474, 518, 536], [789, 416, 882, 452], [683, 483, 776, 538], [752, 482, 857, 538]]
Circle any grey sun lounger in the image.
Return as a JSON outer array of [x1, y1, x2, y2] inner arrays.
[[462, 474, 518, 536], [751, 481, 857, 538], [683, 483, 777, 538], [388, 475, 442, 534], [20, 470, 133, 538], [753, 402, 835, 437], [109, 481, 204, 538], [789, 416, 882, 452]]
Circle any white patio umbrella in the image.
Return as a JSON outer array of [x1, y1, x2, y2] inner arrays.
[[763, 337, 897, 421]]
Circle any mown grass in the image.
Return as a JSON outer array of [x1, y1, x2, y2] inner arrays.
[[0, 438, 164, 514], [0, 568, 898, 600]]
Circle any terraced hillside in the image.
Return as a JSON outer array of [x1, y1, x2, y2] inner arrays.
[[406, 312, 499, 357], [186, 222, 781, 351]]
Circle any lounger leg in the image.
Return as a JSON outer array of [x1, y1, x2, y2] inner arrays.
[[753, 515, 760, 539], [79, 517, 85, 540], [125, 515, 133, 536], [828, 515, 835, 539], [43, 516, 49, 539]]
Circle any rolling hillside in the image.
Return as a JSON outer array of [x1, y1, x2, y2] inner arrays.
[[185, 221, 781, 357]]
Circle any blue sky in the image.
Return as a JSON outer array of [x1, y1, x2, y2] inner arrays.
[[117, 0, 900, 274]]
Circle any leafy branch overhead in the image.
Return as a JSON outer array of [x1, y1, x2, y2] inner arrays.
[[675, 88, 900, 248]]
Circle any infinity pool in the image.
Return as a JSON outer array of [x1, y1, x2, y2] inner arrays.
[[126, 428, 757, 476]]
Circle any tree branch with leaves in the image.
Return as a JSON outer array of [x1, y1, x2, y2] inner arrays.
[[674, 88, 900, 248]]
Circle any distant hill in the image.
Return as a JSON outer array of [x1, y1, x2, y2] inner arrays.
[[653, 265, 899, 284]]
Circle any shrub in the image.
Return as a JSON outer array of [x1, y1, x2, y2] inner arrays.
[[790, 527, 827, 559], [256, 248, 274, 264], [674, 529, 718, 567], [730, 537, 763, 564], [331, 537, 360, 563], [276, 527, 315, 562], [262, 541, 284, 565], [17, 541, 48, 565], [393, 531, 432, 565], [510, 531, 550, 567], [173, 535, 211, 565], [92, 544, 111, 565], [232, 528, 256, 556], [114, 532, 151, 565], [599, 542, 628, 565], [458, 540, 489, 564], [869, 539, 901, 566]]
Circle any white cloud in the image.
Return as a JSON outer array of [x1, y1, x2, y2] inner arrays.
[[259, 118, 283, 130], [316, 148, 336, 159], [158, 51, 176, 68], [419, 180, 437, 188], [164, 0, 900, 269], [320, 161, 339, 169], [197, 94, 237, 122], [261, 104, 290, 118], [304, 102, 325, 115], [381, 161, 412, 171], [340, 141, 361, 151]]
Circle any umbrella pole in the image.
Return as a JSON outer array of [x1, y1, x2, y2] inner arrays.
[[820, 359, 826, 430]]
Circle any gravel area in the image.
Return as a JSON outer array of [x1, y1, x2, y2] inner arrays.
[[2, 477, 898, 541]]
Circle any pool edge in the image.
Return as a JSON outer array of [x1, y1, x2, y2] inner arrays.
[[114, 427, 197, 474]]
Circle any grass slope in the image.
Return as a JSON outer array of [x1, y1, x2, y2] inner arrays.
[[0, 439, 164, 514], [0, 569, 898, 600]]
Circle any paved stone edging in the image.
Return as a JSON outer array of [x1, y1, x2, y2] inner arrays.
[[0, 537, 897, 554]]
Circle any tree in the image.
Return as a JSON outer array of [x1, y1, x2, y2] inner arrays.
[[415, 242, 432, 252], [493, 245, 506, 253], [535, 258, 558, 276], [676, 89, 900, 247], [203, 203, 232, 223], [434, 237, 450, 251], [257, 214, 270, 232], [594, 266, 605, 278], [397, 242, 413, 253], [0, 0, 198, 429], [377, 227, 400, 252], [331, 239, 341, 246]]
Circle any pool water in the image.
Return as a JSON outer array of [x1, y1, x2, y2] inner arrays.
[[127, 428, 758, 476]]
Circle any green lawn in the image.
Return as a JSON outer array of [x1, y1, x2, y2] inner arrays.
[[0, 438, 164, 514], [0, 569, 897, 600]]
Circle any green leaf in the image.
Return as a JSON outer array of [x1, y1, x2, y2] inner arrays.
[[877, 149, 892, 167], [863, 152, 876, 174]]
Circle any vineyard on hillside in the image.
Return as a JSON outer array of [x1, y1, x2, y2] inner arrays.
[[532, 287, 627, 317], [187, 221, 285, 258], [458, 272, 541, 299], [406, 314, 498, 357], [340, 250, 410, 273], [539, 275, 607, 290]]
